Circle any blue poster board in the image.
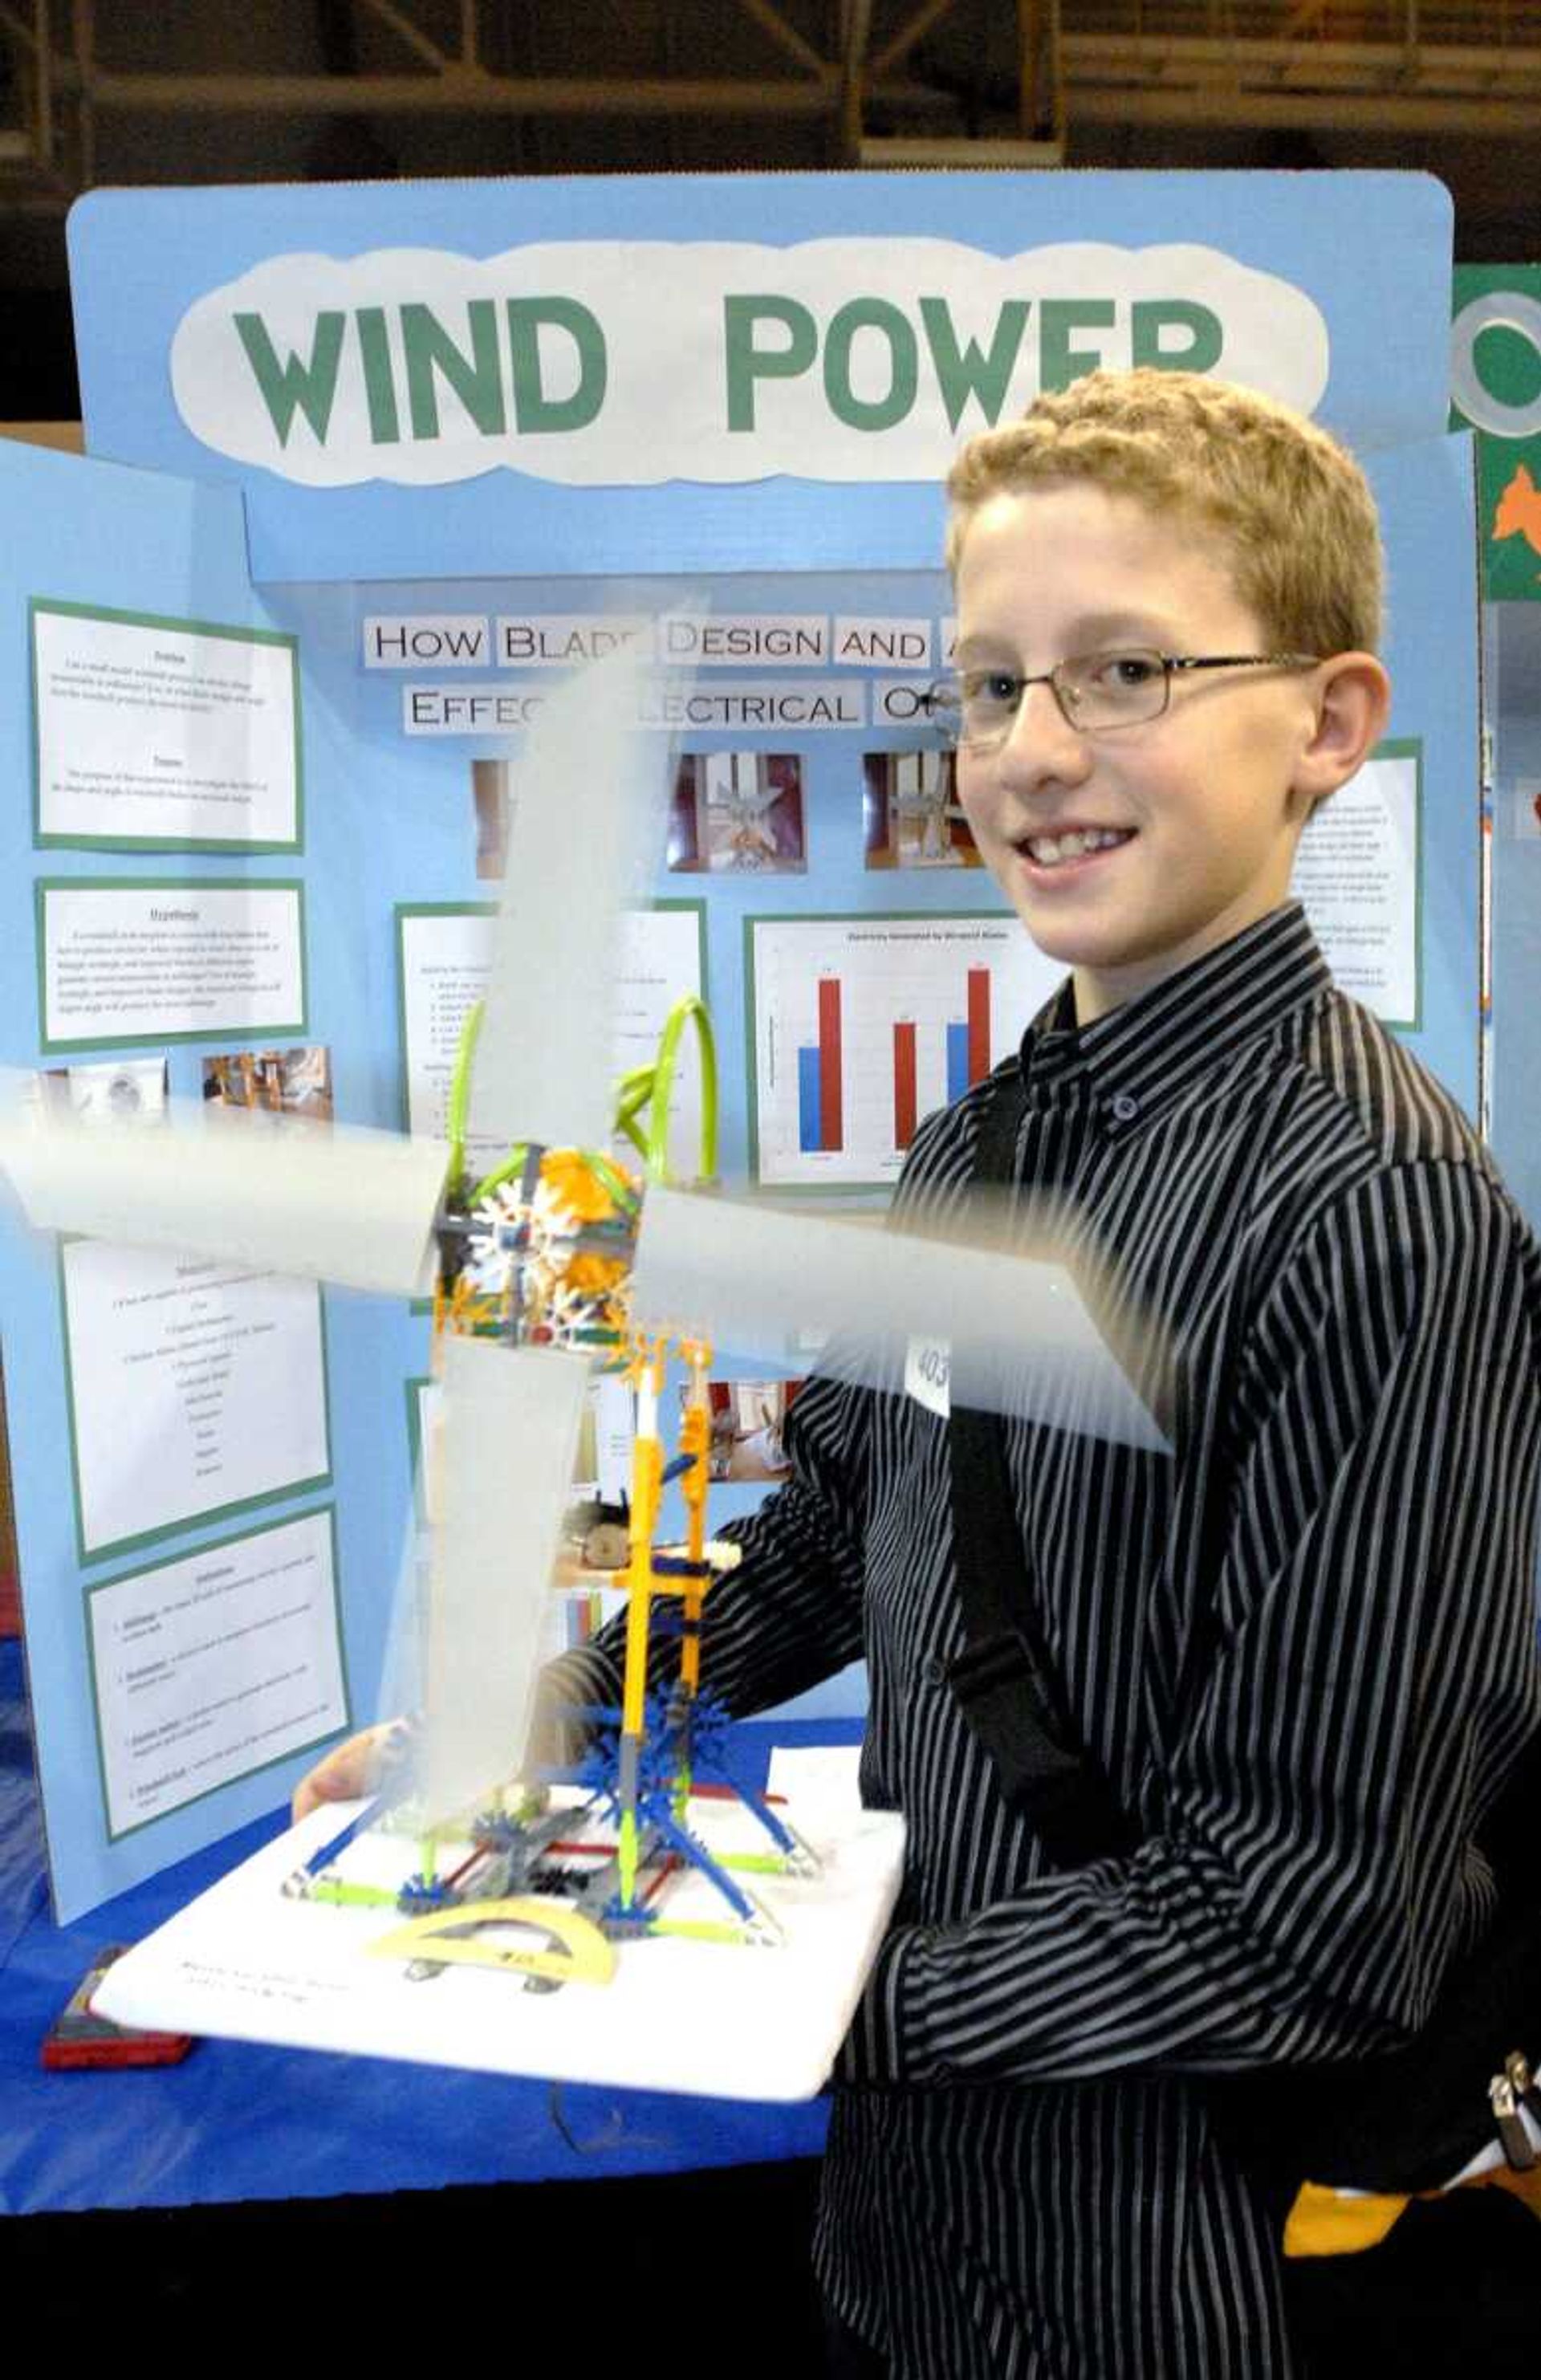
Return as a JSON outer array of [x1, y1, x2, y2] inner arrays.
[[0, 170, 1479, 1920]]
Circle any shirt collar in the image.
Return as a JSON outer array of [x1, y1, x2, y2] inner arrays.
[[1017, 902, 1334, 1126]]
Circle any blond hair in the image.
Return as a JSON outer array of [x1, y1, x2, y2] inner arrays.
[[945, 369, 1383, 657]]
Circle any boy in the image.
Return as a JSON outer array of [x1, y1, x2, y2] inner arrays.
[[301, 372, 1541, 2376]]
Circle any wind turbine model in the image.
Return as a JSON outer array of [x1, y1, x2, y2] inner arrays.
[[0, 641, 1166, 2004], [296, 978, 822, 1984]]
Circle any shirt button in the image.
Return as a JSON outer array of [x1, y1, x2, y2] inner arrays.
[[921, 1654, 949, 1687], [1108, 1091, 1140, 1124]]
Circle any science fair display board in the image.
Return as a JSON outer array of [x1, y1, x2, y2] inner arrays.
[[0, 169, 1478, 1922]]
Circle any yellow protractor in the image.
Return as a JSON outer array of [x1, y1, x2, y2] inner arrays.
[[367, 1896, 616, 1989]]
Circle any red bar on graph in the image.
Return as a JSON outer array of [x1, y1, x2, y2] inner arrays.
[[818, 977, 844, 1151], [892, 1020, 917, 1149], [967, 967, 990, 1085]]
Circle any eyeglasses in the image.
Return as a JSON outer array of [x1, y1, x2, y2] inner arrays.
[[921, 648, 1321, 751]]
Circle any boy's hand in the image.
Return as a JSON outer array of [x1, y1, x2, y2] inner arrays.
[[291, 1722, 402, 1823]]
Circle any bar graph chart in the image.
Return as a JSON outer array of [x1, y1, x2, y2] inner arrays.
[[750, 913, 1062, 1188]]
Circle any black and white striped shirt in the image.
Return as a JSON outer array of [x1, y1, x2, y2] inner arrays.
[[559, 902, 1541, 2377]]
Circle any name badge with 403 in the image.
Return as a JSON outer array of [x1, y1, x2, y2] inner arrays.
[[906, 1337, 950, 1420]]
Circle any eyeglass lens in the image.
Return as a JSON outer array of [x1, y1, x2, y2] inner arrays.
[[939, 649, 1172, 748]]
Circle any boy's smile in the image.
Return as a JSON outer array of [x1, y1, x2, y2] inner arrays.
[[953, 482, 1333, 1023]]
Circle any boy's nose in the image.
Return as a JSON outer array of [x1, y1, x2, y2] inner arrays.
[[994, 678, 1092, 785]]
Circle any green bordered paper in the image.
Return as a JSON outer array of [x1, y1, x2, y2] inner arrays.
[[59, 1237, 334, 1565], [393, 894, 707, 1304], [393, 897, 709, 1137], [1292, 735, 1424, 1035], [83, 1503, 348, 1842], [35, 874, 308, 1052], [31, 597, 303, 854]]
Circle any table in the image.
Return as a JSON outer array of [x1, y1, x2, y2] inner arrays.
[[1, 1638, 844, 2360]]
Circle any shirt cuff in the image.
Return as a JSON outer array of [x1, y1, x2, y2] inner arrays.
[[836, 1924, 926, 2087]]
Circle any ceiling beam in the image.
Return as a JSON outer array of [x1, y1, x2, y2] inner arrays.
[[4, 5, 1541, 185], [79, 69, 840, 116]]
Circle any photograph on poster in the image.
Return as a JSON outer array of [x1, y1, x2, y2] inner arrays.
[[471, 757, 510, 880], [668, 752, 806, 873], [201, 1045, 333, 1121], [61, 1239, 331, 1558], [38, 878, 307, 1051], [35, 1055, 169, 1121], [85, 1508, 347, 1839], [32, 600, 300, 852], [862, 748, 980, 870], [695, 1377, 805, 1483]]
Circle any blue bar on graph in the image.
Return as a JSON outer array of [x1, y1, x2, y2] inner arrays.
[[946, 1020, 969, 1104], [798, 1045, 822, 1152]]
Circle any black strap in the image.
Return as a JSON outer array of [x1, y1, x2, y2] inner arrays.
[[946, 1063, 1138, 1868], [949, 1064, 1541, 2207]]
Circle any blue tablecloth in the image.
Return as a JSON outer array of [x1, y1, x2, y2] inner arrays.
[[0, 1637, 840, 2215]]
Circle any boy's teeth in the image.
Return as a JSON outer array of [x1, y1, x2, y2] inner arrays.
[[1026, 828, 1129, 867]]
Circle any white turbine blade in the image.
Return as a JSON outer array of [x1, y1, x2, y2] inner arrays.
[[417, 1334, 590, 1826], [368, 1382, 445, 1729], [0, 1092, 447, 1298], [371, 1498, 432, 1735], [470, 643, 674, 1157], [632, 1185, 1169, 1454]]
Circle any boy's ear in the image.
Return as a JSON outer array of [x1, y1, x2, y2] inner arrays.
[[1291, 653, 1393, 808]]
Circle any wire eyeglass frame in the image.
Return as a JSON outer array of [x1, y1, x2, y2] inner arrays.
[[921, 649, 1322, 751]]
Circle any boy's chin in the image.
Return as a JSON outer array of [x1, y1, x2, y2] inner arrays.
[[1005, 906, 1194, 1001], [1000, 904, 1108, 967]]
